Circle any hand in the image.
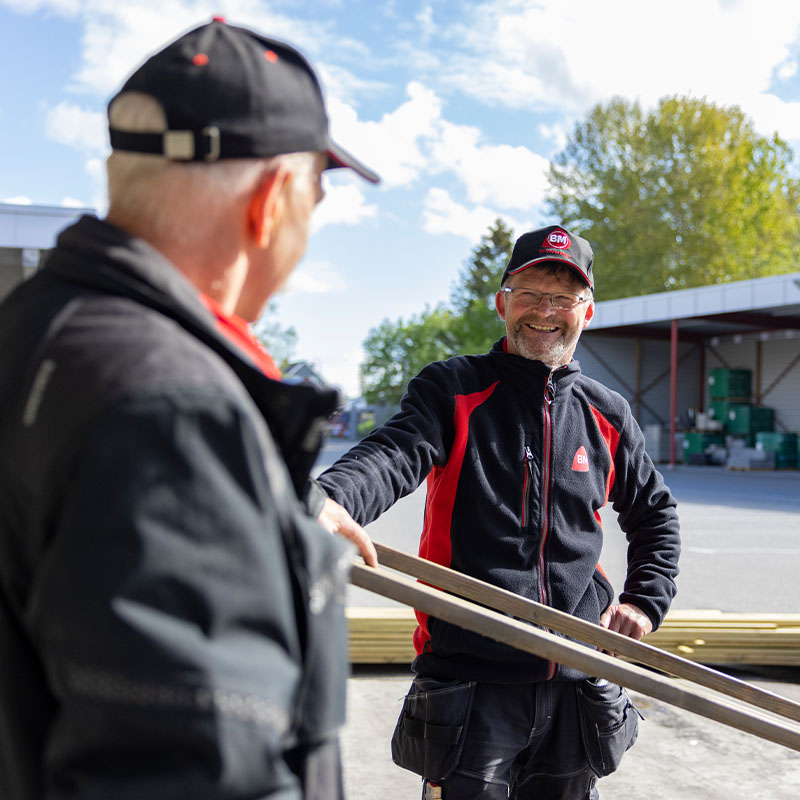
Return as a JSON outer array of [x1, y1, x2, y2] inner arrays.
[[317, 498, 378, 568], [599, 602, 653, 640]]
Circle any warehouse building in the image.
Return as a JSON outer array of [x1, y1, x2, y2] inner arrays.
[[576, 272, 800, 467], [0, 202, 93, 302]]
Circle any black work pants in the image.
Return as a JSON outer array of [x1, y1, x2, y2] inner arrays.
[[392, 677, 639, 799]]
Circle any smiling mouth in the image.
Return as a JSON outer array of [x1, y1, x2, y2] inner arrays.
[[525, 323, 559, 332]]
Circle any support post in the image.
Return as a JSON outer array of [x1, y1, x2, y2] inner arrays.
[[634, 339, 642, 421], [755, 339, 762, 405], [669, 319, 679, 467]]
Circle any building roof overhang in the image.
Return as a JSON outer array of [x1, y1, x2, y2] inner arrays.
[[585, 272, 800, 343]]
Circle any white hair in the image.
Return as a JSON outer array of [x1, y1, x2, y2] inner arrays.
[[106, 92, 316, 248]]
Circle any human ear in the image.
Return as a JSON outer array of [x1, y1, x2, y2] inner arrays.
[[582, 300, 595, 329], [495, 290, 507, 321], [247, 165, 291, 248]]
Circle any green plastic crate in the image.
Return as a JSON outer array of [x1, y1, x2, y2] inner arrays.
[[682, 432, 725, 463], [756, 432, 798, 469], [726, 404, 774, 435], [708, 401, 730, 427], [707, 368, 751, 400]]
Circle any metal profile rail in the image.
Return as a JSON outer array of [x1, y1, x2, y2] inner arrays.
[[349, 546, 800, 753]]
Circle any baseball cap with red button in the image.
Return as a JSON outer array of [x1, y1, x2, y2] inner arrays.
[[108, 17, 379, 183], [502, 225, 593, 290]]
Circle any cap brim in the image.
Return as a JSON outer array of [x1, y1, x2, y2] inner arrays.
[[507, 256, 592, 290], [326, 139, 380, 184]]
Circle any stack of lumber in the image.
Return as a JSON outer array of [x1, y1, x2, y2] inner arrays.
[[346, 607, 800, 667], [347, 607, 417, 664], [646, 610, 800, 667]]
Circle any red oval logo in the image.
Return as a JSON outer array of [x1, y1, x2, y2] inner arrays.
[[546, 231, 570, 249]]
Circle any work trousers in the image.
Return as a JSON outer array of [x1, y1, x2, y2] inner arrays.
[[392, 677, 640, 799]]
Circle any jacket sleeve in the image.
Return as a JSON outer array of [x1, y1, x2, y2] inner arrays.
[[316, 362, 454, 526], [31, 387, 344, 799], [610, 407, 681, 631]]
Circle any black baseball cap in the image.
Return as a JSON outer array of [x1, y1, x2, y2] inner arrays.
[[108, 18, 380, 183], [502, 225, 593, 290]]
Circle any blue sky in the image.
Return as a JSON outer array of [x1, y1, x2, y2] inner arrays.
[[3, 0, 800, 395]]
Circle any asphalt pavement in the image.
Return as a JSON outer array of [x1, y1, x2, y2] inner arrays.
[[341, 664, 800, 799], [314, 441, 800, 797]]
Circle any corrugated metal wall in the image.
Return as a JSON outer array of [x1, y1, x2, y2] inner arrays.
[[576, 335, 701, 429]]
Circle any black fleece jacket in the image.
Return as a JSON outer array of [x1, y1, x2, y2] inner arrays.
[[318, 342, 680, 683]]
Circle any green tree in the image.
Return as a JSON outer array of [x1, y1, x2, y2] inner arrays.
[[450, 218, 514, 355], [254, 301, 297, 370], [359, 305, 458, 406], [359, 219, 515, 403], [451, 218, 515, 312], [548, 95, 800, 299]]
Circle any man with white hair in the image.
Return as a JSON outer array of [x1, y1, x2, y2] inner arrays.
[[0, 19, 377, 800]]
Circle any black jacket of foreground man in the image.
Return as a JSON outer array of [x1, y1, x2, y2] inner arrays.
[[0, 215, 347, 799]]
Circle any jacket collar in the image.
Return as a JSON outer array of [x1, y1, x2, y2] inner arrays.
[[489, 337, 581, 393], [44, 215, 338, 494]]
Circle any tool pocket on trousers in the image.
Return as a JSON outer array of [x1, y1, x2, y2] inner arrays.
[[391, 677, 476, 782], [576, 678, 641, 778]]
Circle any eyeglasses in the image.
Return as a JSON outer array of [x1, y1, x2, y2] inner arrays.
[[500, 287, 590, 310]]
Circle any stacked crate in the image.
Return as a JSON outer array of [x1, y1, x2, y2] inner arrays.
[[682, 432, 725, 464], [706, 368, 774, 439], [755, 432, 798, 470]]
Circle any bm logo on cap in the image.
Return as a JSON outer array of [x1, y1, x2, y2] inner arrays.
[[546, 231, 570, 249]]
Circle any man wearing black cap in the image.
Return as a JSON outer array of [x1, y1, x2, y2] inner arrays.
[[0, 19, 378, 800], [316, 225, 680, 798]]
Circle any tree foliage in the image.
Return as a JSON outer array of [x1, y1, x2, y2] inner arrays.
[[450, 218, 515, 312], [360, 219, 514, 403], [254, 301, 298, 370], [359, 305, 459, 406], [548, 95, 800, 299]]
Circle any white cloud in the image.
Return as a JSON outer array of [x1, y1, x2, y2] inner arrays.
[[1, 195, 32, 205], [60, 196, 90, 208], [423, 187, 526, 241], [285, 260, 347, 295], [312, 180, 378, 232], [776, 60, 798, 82], [743, 93, 800, 143], [1, 0, 81, 15], [31, 0, 335, 97], [327, 82, 442, 187], [316, 62, 388, 108], [415, 4, 435, 42], [443, 0, 800, 141], [329, 82, 548, 212], [539, 122, 568, 153], [430, 122, 550, 210], [44, 102, 106, 152]]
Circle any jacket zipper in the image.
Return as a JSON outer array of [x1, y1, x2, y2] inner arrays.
[[522, 445, 534, 527], [541, 372, 556, 679]]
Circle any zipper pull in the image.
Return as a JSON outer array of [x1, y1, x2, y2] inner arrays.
[[545, 374, 555, 405], [524, 445, 534, 464]]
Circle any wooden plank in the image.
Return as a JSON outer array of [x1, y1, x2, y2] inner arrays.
[[350, 562, 800, 753], [371, 542, 800, 723], [345, 610, 800, 667]]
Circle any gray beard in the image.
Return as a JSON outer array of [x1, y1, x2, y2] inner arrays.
[[509, 323, 577, 368]]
